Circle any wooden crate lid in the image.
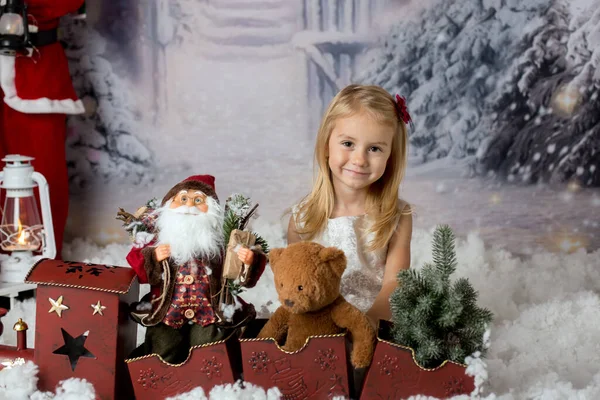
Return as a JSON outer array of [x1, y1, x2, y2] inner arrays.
[[24, 258, 136, 294]]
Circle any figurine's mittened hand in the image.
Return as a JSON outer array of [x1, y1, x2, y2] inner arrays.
[[155, 244, 171, 262], [237, 247, 254, 265]]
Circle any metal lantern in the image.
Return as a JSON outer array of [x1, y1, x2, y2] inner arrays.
[[0, 155, 55, 263], [0, 0, 29, 56]]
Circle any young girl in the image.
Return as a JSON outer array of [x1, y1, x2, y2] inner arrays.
[[288, 84, 413, 325]]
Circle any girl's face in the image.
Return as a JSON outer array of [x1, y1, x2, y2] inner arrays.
[[327, 111, 395, 193]]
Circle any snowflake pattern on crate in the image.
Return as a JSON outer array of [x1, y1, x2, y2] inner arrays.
[[248, 351, 271, 374], [137, 368, 159, 389], [314, 348, 338, 371], [444, 376, 466, 396], [378, 354, 400, 377], [200, 356, 223, 380]]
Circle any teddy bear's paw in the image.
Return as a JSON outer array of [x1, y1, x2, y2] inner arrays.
[[351, 353, 371, 369], [281, 344, 297, 352]]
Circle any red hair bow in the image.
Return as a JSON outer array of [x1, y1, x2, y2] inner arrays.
[[395, 94, 414, 130]]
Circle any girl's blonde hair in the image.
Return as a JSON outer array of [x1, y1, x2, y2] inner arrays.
[[296, 84, 410, 251]]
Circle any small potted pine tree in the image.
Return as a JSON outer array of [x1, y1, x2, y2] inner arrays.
[[361, 225, 493, 399]]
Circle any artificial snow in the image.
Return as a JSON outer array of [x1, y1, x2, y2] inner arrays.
[[0, 361, 38, 400]]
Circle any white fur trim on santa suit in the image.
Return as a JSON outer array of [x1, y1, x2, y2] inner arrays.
[[0, 55, 84, 114]]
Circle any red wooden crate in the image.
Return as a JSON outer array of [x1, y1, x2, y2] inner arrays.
[[240, 319, 353, 399], [125, 334, 241, 399], [360, 321, 475, 399], [25, 259, 139, 400]]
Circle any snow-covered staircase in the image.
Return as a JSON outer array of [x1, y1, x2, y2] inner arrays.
[[198, 0, 301, 59]]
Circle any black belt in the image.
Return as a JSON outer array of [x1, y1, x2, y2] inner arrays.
[[29, 29, 58, 47]]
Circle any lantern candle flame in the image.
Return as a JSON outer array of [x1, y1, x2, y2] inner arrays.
[[16, 220, 27, 245]]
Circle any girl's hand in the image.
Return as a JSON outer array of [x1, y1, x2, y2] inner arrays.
[[237, 247, 254, 265], [155, 244, 171, 262]]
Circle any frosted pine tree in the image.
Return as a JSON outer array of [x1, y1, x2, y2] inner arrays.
[[476, 0, 600, 186], [62, 18, 154, 189], [358, 0, 551, 163], [390, 225, 493, 368]]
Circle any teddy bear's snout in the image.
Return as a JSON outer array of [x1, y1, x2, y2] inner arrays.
[[284, 299, 295, 308]]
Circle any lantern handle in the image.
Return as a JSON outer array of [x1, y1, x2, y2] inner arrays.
[[31, 172, 56, 259]]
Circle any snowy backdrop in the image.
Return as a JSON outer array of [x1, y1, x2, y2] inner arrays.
[[60, 0, 600, 256]]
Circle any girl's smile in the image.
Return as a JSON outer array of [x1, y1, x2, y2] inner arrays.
[[343, 168, 370, 177]]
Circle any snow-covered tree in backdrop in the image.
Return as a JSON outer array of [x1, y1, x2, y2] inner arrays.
[[62, 18, 154, 190], [358, 0, 552, 162], [476, 0, 600, 187], [94, 0, 140, 76], [360, 0, 600, 186]]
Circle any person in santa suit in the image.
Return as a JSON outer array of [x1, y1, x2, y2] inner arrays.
[[0, 0, 85, 257], [126, 175, 267, 364]]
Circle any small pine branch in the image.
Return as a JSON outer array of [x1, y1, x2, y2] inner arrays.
[[422, 262, 445, 295], [414, 347, 430, 367], [414, 293, 436, 318], [421, 337, 443, 361], [447, 345, 464, 363], [397, 268, 428, 293], [476, 308, 494, 324], [432, 225, 457, 279], [146, 198, 160, 209], [253, 232, 270, 254], [437, 295, 463, 328], [453, 277, 477, 304], [223, 210, 241, 247], [227, 280, 245, 296]]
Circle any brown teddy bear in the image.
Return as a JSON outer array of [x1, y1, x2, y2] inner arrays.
[[257, 241, 375, 368]]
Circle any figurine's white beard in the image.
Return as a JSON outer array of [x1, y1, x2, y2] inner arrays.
[[155, 197, 224, 264]]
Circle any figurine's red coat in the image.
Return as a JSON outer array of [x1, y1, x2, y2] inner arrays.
[[0, 0, 84, 257], [126, 246, 151, 284], [126, 245, 161, 300]]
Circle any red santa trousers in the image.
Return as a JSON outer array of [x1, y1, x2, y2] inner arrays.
[[0, 98, 69, 257]]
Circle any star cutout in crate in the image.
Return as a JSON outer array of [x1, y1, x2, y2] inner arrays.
[[53, 328, 96, 371]]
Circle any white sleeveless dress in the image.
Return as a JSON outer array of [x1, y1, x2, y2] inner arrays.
[[292, 203, 405, 313]]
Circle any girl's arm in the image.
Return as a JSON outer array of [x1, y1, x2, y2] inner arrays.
[[287, 216, 302, 244], [366, 209, 413, 324]]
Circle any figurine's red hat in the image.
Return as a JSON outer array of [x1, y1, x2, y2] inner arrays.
[[162, 174, 217, 205]]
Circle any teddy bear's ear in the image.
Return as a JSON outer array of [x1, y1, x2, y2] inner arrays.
[[267, 248, 285, 272], [319, 246, 346, 277]]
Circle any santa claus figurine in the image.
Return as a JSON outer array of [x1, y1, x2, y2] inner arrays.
[[0, 0, 85, 257], [124, 175, 267, 364]]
